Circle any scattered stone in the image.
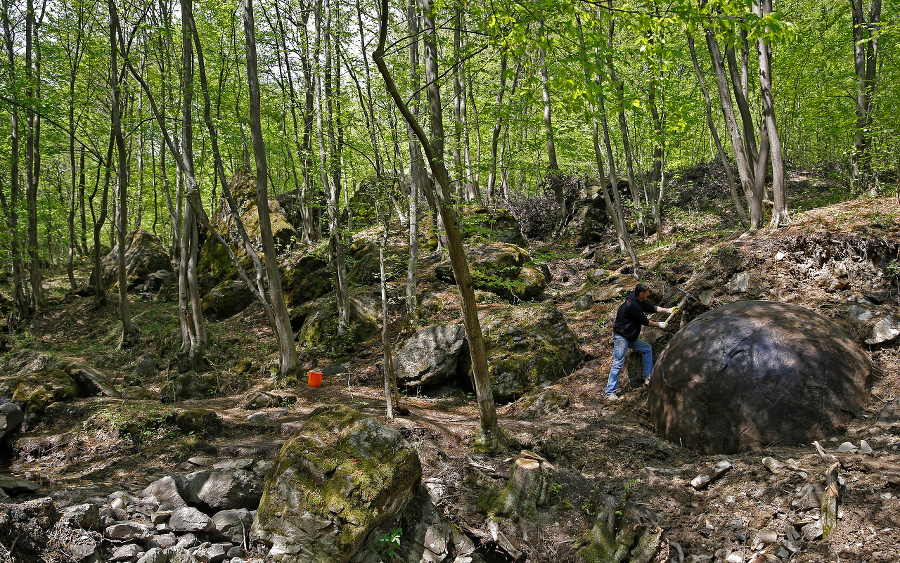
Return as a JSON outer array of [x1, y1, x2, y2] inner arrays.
[[836, 442, 858, 453], [0, 475, 41, 495], [169, 506, 214, 533], [860, 440, 874, 455], [111, 543, 145, 561], [574, 294, 593, 311], [757, 528, 778, 544], [849, 304, 874, 323], [691, 461, 732, 490], [140, 476, 187, 508], [247, 409, 288, 423], [801, 520, 823, 541], [105, 521, 154, 541], [867, 315, 900, 345], [762, 457, 785, 473]]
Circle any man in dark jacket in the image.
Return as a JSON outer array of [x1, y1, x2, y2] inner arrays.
[[605, 283, 678, 400]]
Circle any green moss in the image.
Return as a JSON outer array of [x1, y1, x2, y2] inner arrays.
[[175, 408, 220, 434], [12, 369, 79, 416], [257, 405, 421, 554]]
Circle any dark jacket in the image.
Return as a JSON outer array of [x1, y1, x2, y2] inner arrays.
[[612, 291, 658, 341]]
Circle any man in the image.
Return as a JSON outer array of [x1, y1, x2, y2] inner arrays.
[[605, 283, 678, 400]]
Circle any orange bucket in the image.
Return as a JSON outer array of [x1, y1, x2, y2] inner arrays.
[[308, 371, 323, 387]]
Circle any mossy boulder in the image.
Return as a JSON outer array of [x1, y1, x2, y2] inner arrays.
[[577, 494, 664, 562], [11, 369, 79, 417], [252, 405, 422, 562], [197, 168, 297, 293], [175, 408, 221, 434], [295, 294, 381, 352], [201, 279, 254, 320], [282, 256, 333, 307], [436, 242, 547, 301], [97, 229, 172, 289], [347, 244, 408, 287], [480, 303, 584, 402], [560, 186, 609, 248], [161, 372, 215, 401], [460, 204, 528, 247]]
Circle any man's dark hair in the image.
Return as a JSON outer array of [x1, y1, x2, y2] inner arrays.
[[635, 282, 650, 295]]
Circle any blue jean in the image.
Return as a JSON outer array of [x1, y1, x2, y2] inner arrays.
[[605, 333, 653, 395]]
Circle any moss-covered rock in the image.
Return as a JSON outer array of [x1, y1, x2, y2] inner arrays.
[[282, 255, 333, 307], [175, 408, 221, 434], [197, 168, 297, 294], [96, 229, 172, 289], [11, 369, 79, 417], [577, 494, 663, 563], [480, 303, 585, 402], [460, 204, 528, 247], [435, 242, 547, 301], [252, 405, 421, 562], [201, 279, 254, 320], [347, 244, 408, 287], [296, 294, 381, 352]]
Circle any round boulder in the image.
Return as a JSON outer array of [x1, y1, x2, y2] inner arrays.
[[649, 301, 872, 454]]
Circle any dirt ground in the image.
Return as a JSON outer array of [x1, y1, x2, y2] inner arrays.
[[3, 174, 900, 562]]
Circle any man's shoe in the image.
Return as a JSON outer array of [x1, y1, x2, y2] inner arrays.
[[643, 379, 651, 386], [605, 394, 619, 401]]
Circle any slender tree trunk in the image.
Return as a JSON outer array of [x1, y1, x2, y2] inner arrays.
[[705, 30, 762, 230], [25, 0, 42, 319], [405, 0, 425, 316], [2, 0, 30, 323], [687, 35, 747, 225], [108, 0, 135, 343], [487, 53, 508, 202], [850, 0, 881, 194], [242, 0, 300, 378], [93, 134, 114, 309], [755, 0, 790, 227], [375, 0, 500, 450]]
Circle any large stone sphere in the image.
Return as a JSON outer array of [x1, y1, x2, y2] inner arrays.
[[648, 301, 872, 454]]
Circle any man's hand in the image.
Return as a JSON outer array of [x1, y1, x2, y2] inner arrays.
[[658, 321, 668, 329], [670, 306, 681, 315]]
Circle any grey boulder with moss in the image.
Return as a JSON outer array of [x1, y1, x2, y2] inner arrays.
[[480, 303, 584, 402], [393, 324, 469, 388], [252, 405, 421, 563], [435, 242, 548, 302]]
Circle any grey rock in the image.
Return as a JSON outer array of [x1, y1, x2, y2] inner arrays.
[[394, 324, 468, 388], [105, 521, 154, 541], [849, 304, 874, 323], [801, 520, 823, 541], [169, 506, 214, 533], [61, 503, 101, 530], [140, 476, 187, 508], [574, 294, 593, 311], [0, 475, 41, 494], [836, 441, 857, 453], [193, 542, 229, 563], [210, 509, 253, 544], [726, 272, 751, 293], [176, 533, 201, 549], [146, 533, 178, 550], [247, 410, 288, 423], [691, 461, 732, 490], [65, 529, 99, 560], [135, 358, 160, 379], [136, 547, 168, 563], [0, 401, 24, 439], [757, 528, 778, 544], [860, 440, 874, 455], [867, 315, 900, 345], [184, 470, 262, 511], [111, 543, 145, 561]]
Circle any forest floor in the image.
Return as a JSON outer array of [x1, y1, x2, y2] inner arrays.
[[3, 164, 900, 562]]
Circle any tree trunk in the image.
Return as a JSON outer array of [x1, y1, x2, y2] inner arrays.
[[242, 0, 301, 378], [109, 0, 135, 344], [705, 30, 762, 230], [405, 0, 425, 316], [374, 0, 500, 450], [24, 0, 42, 319], [755, 0, 790, 227], [850, 0, 881, 194], [687, 35, 747, 226]]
